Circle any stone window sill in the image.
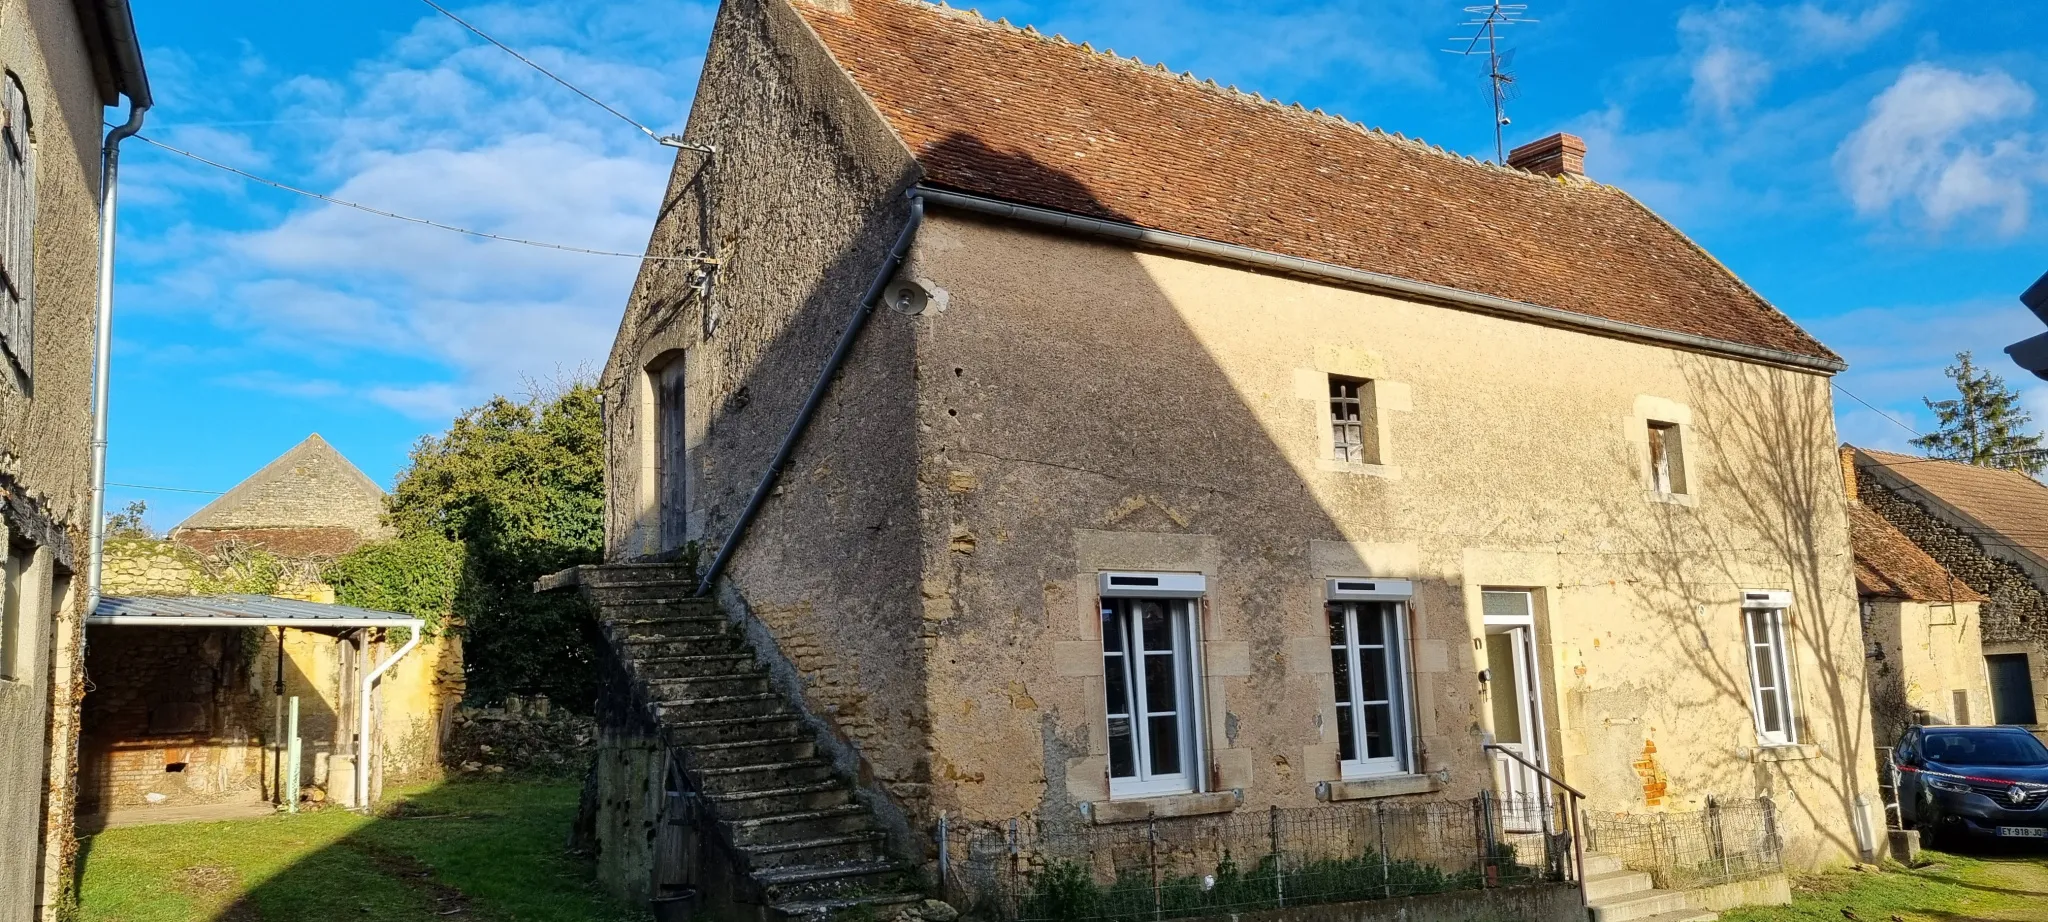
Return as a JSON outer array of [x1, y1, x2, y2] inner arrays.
[[1085, 790, 1243, 825], [1646, 490, 1697, 508], [1318, 774, 1439, 801], [1748, 744, 1820, 763], [1317, 459, 1399, 480]]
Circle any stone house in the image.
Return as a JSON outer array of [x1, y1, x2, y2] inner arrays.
[[578, 0, 1876, 913], [80, 434, 462, 820], [0, 1, 148, 919], [1843, 450, 1990, 746], [1851, 446, 2048, 734]]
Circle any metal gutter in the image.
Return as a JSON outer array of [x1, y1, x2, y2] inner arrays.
[[695, 192, 927, 596], [915, 186, 1847, 375]]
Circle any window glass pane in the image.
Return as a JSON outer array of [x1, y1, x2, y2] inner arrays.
[[1140, 601, 1173, 651], [1147, 715, 1181, 775], [1758, 687, 1783, 733], [1327, 604, 1346, 645], [1144, 652, 1179, 713], [1358, 605, 1385, 645], [1108, 717, 1136, 778], [1362, 703, 1393, 759], [1483, 591, 1532, 621], [1104, 654, 1129, 717], [1361, 647, 1390, 702], [1335, 703, 1357, 762], [1101, 606, 1123, 652], [1330, 646, 1351, 696]]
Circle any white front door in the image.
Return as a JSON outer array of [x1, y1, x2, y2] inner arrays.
[[1483, 591, 1550, 832]]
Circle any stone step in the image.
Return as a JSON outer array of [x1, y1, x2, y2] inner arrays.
[[612, 617, 731, 640], [601, 596, 710, 609], [706, 781, 852, 819], [1583, 853, 1624, 876], [725, 804, 878, 847], [647, 673, 772, 699], [635, 653, 761, 679], [688, 736, 818, 769], [656, 692, 789, 723], [696, 759, 838, 794], [664, 713, 807, 747], [589, 581, 703, 603], [740, 830, 890, 870], [1620, 912, 1716, 922], [769, 891, 924, 920], [1589, 888, 1693, 922], [578, 562, 697, 584], [756, 857, 904, 901], [1583, 869, 1656, 903], [628, 635, 749, 658]]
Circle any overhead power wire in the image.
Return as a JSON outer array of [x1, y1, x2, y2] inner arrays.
[[416, 0, 707, 153], [1833, 382, 1922, 439], [128, 133, 704, 262], [108, 481, 225, 495]]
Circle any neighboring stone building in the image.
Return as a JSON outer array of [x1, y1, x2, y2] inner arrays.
[[80, 435, 461, 821], [1844, 450, 1990, 746], [578, 0, 1875, 914], [170, 433, 394, 557], [1852, 446, 2048, 733], [0, 1, 149, 919]]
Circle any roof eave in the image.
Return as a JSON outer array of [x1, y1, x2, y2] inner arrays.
[[917, 185, 1847, 375]]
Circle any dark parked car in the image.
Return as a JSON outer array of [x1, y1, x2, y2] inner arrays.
[[1895, 725, 2048, 844]]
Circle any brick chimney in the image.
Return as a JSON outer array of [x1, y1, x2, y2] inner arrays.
[[1507, 133, 1586, 178]]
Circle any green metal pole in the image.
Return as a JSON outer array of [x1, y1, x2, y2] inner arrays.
[[287, 696, 301, 814]]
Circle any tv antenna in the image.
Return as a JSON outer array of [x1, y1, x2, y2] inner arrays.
[[1444, 2, 1537, 164]]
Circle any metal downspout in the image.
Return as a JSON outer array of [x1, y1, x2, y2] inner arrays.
[[356, 621, 426, 810], [694, 192, 926, 597], [86, 100, 148, 613]]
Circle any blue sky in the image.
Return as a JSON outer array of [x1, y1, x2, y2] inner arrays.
[[110, 0, 2048, 527]]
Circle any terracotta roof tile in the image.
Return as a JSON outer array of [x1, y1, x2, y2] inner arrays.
[[1849, 505, 1986, 602], [792, 0, 1838, 363], [1857, 447, 2048, 565]]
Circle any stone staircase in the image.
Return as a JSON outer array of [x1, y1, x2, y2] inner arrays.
[[583, 564, 925, 919], [1582, 852, 1717, 922]]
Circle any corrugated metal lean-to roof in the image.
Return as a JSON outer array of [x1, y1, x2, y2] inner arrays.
[[89, 594, 422, 628]]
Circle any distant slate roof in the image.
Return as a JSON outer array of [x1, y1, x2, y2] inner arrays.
[[174, 434, 391, 538], [1849, 505, 1987, 603], [90, 594, 419, 627], [1855, 447, 2048, 569], [789, 0, 1839, 367]]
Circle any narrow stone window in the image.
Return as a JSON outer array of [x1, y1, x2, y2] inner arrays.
[[1329, 376, 1377, 464], [1742, 597, 1797, 746], [0, 73, 31, 377], [0, 546, 23, 681], [1648, 421, 1686, 495]]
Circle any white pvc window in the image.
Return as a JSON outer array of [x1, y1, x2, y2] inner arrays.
[[1743, 601, 1797, 746], [0, 73, 32, 377], [1102, 590, 1202, 798], [1329, 600, 1411, 778]]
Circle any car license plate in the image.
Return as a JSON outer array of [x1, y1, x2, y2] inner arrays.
[[1997, 827, 2048, 838]]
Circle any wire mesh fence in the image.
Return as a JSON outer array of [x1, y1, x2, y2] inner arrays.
[[937, 794, 1579, 922], [1583, 798, 1782, 891]]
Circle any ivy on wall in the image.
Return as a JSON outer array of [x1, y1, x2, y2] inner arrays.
[[323, 534, 462, 636]]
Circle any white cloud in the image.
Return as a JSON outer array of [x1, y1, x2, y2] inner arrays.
[[1835, 64, 2043, 234], [1679, 2, 1907, 118]]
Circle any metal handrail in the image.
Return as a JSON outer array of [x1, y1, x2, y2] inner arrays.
[[1484, 743, 1585, 798], [1484, 743, 1587, 907]]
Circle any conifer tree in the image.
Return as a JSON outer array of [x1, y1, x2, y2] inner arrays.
[[1912, 351, 2047, 476]]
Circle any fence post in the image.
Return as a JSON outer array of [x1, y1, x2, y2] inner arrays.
[[1477, 789, 1497, 887], [937, 811, 949, 895], [1376, 802, 1390, 899], [1148, 818, 1162, 921], [1269, 804, 1284, 907]]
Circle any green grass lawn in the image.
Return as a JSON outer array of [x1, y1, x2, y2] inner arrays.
[[1721, 845, 2048, 922], [77, 780, 649, 922]]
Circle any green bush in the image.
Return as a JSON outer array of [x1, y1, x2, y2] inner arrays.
[[324, 534, 463, 636]]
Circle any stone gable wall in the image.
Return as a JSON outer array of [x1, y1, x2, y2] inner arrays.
[[1857, 476, 2048, 649]]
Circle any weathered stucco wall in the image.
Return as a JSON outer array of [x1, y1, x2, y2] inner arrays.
[[1862, 598, 1989, 745], [903, 212, 1873, 869], [600, 0, 932, 814], [0, 1, 116, 918]]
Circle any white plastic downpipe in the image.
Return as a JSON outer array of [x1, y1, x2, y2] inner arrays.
[[356, 622, 425, 810], [86, 101, 148, 612]]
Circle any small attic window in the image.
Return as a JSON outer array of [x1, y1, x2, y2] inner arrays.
[[1648, 421, 1686, 495]]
